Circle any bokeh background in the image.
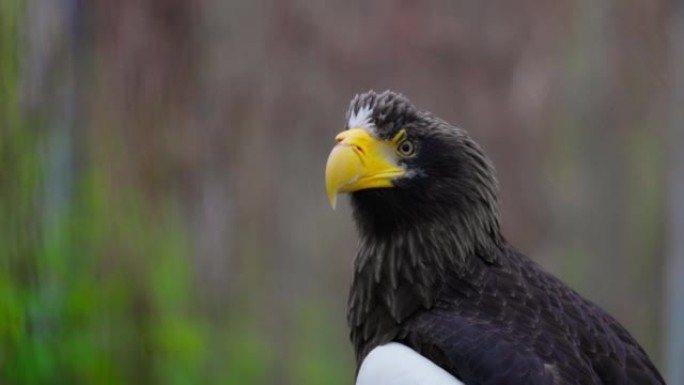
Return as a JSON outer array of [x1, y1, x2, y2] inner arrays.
[[2, 0, 684, 384]]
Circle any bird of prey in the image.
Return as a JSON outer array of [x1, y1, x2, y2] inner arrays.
[[325, 90, 665, 385]]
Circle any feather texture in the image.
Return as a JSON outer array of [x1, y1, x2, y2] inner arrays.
[[343, 91, 665, 384]]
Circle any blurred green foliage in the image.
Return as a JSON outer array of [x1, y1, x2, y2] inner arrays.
[[0, 2, 201, 383], [2, 176, 203, 384], [0, 11, 203, 384], [1, 39, 208, 383], [0, 3, 349, 383]]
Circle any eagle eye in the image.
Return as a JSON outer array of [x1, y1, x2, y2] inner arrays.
[[397, 139, 416, 157]]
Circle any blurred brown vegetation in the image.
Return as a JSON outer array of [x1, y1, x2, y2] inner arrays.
[[2, 0, 683, 384]]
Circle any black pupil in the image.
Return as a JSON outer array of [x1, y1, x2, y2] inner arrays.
[[401, 141, 412, 153]]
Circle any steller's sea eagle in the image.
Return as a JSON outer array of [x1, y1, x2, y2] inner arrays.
[[325, 90, 665, 385]]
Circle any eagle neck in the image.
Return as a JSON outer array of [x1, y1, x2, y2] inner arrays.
[[354, 214, 498, 288], [348, 214, 502, 363]]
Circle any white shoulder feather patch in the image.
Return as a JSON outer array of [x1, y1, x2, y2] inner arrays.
[[348, 105, 376, 134], [356, 343, 465, 385]]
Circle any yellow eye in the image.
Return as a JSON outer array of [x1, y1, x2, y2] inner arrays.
[[397, 139, 415, 157]]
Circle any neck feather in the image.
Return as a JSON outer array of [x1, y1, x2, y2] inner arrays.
[[347, 211, 503, 363]]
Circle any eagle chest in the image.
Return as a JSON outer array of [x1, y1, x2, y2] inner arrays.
[[347, 247, 444, 364]]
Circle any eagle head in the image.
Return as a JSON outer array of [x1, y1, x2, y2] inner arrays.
[[326, 90, 501, 248]]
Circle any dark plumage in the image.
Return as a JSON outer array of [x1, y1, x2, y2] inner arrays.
[[343, 91, 664, 384]]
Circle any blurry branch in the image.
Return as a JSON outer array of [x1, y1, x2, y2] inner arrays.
[[665, 2, 684, 384]]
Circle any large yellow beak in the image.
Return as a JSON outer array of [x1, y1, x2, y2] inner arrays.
[[325, 128, 404, 209]]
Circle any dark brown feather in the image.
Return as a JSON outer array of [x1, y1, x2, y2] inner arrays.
[[343, 91, 665, 384]]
